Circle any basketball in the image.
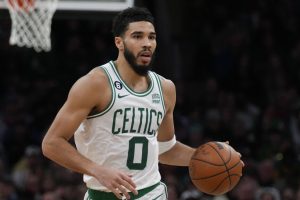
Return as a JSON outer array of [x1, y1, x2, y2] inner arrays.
[[189, 141, 243, 196]]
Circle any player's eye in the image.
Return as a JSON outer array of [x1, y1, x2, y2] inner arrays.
[[132, 34, 142, 39], [149, 35, 156, 40]]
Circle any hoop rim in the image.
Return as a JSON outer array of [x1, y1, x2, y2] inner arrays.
[[1, 0, 134, 11], [7, 0, 34, 10], [6, 0, 57, 10]]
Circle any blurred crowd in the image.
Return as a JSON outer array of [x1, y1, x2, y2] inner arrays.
[[1, 0, 300, 199]]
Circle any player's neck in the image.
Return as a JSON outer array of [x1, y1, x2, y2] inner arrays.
[[114, 59, 150, 92]]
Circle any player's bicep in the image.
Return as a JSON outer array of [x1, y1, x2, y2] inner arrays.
[[46, 77, 99, 140], [157, 78, 176, 142], [48, 98, 91, 140], [157, 110, 175, 141]]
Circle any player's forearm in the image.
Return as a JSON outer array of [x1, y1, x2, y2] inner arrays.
[[159, 142, 195, 166], [42, 136, 98, 176]]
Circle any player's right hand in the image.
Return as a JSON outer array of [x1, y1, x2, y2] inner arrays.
[[93, 166, 138, 199]]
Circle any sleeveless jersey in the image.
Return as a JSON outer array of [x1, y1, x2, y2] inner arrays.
[[74, 61, 166, 191]]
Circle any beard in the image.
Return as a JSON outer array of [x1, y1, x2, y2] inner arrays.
[[124, 46, 154, 76]]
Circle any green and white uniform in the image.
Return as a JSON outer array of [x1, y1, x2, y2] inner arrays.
[[74, 61, 166, 194]]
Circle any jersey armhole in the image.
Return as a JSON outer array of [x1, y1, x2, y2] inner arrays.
[[87, 66, 116, 119], [152, 72, 166, 114]]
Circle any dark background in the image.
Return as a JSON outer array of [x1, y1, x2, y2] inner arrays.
[[1, 0, 300, 199]]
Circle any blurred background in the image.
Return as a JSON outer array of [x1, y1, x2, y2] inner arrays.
[[1, 0, 300, 199]]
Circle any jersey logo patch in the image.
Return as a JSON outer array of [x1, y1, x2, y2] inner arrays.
[[152, 93, 160, 104], [118, 94, 130, 98], [114, 81, 123, 90]]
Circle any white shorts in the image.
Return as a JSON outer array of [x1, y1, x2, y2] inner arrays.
[[84, 182, 168, 200]]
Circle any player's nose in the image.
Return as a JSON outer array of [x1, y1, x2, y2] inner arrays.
[[142, 38, 153, 48]]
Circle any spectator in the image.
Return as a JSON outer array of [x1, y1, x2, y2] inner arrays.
[[255, 187, 281, 200]]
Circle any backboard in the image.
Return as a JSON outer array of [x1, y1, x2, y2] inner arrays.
[[0, 0, 134, 11]]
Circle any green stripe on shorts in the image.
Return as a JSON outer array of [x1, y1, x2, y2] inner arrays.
[[88, 182, 160, 200]]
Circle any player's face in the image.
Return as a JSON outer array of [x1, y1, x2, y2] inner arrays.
[[122, 21, 157, 75]]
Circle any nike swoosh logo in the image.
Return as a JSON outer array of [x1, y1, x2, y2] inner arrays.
[[118, 94, 130, 98]]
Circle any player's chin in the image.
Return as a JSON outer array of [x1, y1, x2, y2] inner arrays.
[[135, 62, 150, 69], [140, 63, 151, 68]]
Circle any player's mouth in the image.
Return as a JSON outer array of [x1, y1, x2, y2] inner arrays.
[[138, 51, 152, 64]]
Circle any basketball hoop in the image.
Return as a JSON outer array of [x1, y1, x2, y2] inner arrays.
[[5, 0, 58, 52]]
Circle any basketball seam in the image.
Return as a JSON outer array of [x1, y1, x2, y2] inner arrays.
[[209, 173, 241, 194], [191, 143, 231, 165], [206, 142, 232, 192], [210, 176, 228, 194], [191, 158, 224, 166], [191, 159, 241, 180], [208, 142, 232, 164]]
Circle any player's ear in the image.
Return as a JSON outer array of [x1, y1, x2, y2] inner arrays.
[[115, 37, 124, 51]]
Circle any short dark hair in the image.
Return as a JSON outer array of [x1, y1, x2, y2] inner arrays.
[[112, 7, 154, 37]]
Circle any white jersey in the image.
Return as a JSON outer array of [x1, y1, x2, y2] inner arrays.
[[74, 61, 166, 191]]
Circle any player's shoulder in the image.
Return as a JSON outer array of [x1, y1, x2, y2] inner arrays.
[[78, 66, 108, 86], [152, 73, 176, 110], [153, 73, 176, 94], [70, 66, 110, 95]]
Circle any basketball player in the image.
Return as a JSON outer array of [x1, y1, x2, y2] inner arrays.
[[42, 7, 195, 200]]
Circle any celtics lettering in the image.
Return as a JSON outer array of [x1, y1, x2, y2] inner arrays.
[[112, 107, 163, 135]]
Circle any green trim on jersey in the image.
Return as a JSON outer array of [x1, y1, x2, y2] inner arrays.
[[153, 73, 166, 114], [109, 61, 154, 97], [87, 66, 116, 119], [160, 182, 168, 199]]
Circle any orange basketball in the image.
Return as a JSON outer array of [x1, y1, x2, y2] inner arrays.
[[189, 141, 243, 196]]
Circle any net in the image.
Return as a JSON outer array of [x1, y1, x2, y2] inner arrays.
[[6, 0, 58, 52]]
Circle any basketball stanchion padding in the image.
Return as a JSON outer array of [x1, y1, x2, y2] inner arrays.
[[6, 0, 58, 52]]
